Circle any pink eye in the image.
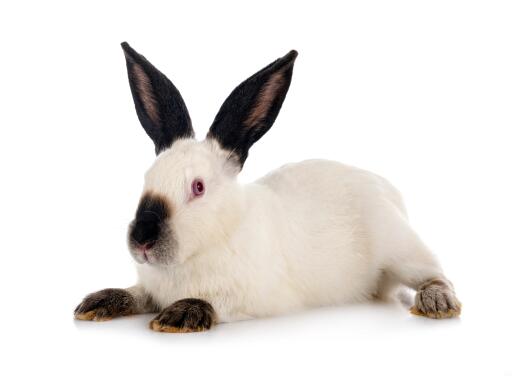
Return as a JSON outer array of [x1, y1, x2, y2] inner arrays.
[[192, 178, 205, 197]]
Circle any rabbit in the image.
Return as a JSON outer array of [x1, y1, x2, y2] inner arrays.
[[74, 42, 461, 333]]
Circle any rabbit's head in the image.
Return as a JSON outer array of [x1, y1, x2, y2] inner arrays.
[[121, 42, 297, 265]]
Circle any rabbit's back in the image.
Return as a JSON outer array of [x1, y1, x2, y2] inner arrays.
[[256, 159, 408, 305], [258, 159, 406, 217]]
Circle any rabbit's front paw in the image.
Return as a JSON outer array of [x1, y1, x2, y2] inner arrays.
[[74, 288, 136, 321], [410, 279, 461, 319], [149, 298, 216, 333]]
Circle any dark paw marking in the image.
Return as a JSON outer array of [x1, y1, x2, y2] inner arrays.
[[74, 288, 136, 321], [150, 298, 215, 333], [410, 279, 462, 319]]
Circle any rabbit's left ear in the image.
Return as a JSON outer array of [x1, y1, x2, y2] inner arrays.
[[122, 42, 194, 154], [207, 50, 298, 168]]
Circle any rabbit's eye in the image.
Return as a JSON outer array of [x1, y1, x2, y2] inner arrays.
[[192, 178, 205, 197]]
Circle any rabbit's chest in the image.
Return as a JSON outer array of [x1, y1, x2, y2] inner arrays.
[[135, 249, 300, 322], [137, 259, 250, 319]]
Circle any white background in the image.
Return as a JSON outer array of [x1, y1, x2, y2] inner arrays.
[[1, 1, 511, 375]]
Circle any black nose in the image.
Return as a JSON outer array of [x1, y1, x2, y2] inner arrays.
[[131, 193, 170, 247], [131, 218, 160, 247]]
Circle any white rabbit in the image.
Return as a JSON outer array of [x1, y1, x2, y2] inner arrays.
[[75, 42, 461, 332]]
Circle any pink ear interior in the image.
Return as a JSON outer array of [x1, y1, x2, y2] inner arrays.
[[131, 63, 161, 126], [244, 71, 286, 130]]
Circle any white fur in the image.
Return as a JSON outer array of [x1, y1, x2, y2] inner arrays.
[[136, 138, 445, 323]]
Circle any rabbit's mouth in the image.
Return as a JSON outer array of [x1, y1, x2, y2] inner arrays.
[[133, 247, 152, 264], [127, 224, 177, 265], [136, 245, 152, 263], [128, 240, 174, 265]]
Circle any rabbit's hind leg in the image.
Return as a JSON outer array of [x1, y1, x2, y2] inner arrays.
[[383, 234, 461, 319], [410, 278, 461, 319]]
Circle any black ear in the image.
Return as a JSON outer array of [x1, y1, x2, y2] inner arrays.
[[121, 42, 194, 154], [207, 50, 298, 168]]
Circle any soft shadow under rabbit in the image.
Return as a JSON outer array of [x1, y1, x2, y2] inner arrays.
[[74, 42, 461, 333]]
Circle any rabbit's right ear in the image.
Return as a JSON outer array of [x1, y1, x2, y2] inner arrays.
[[207, 50, 298, 169], [121, 42, 194, 154]]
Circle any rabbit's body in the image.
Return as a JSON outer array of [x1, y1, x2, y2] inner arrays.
[[75, 44, 461, 332], [137, 155, 439, 322]]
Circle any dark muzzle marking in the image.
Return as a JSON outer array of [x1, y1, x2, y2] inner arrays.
[[130, 193, 171, 247]]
